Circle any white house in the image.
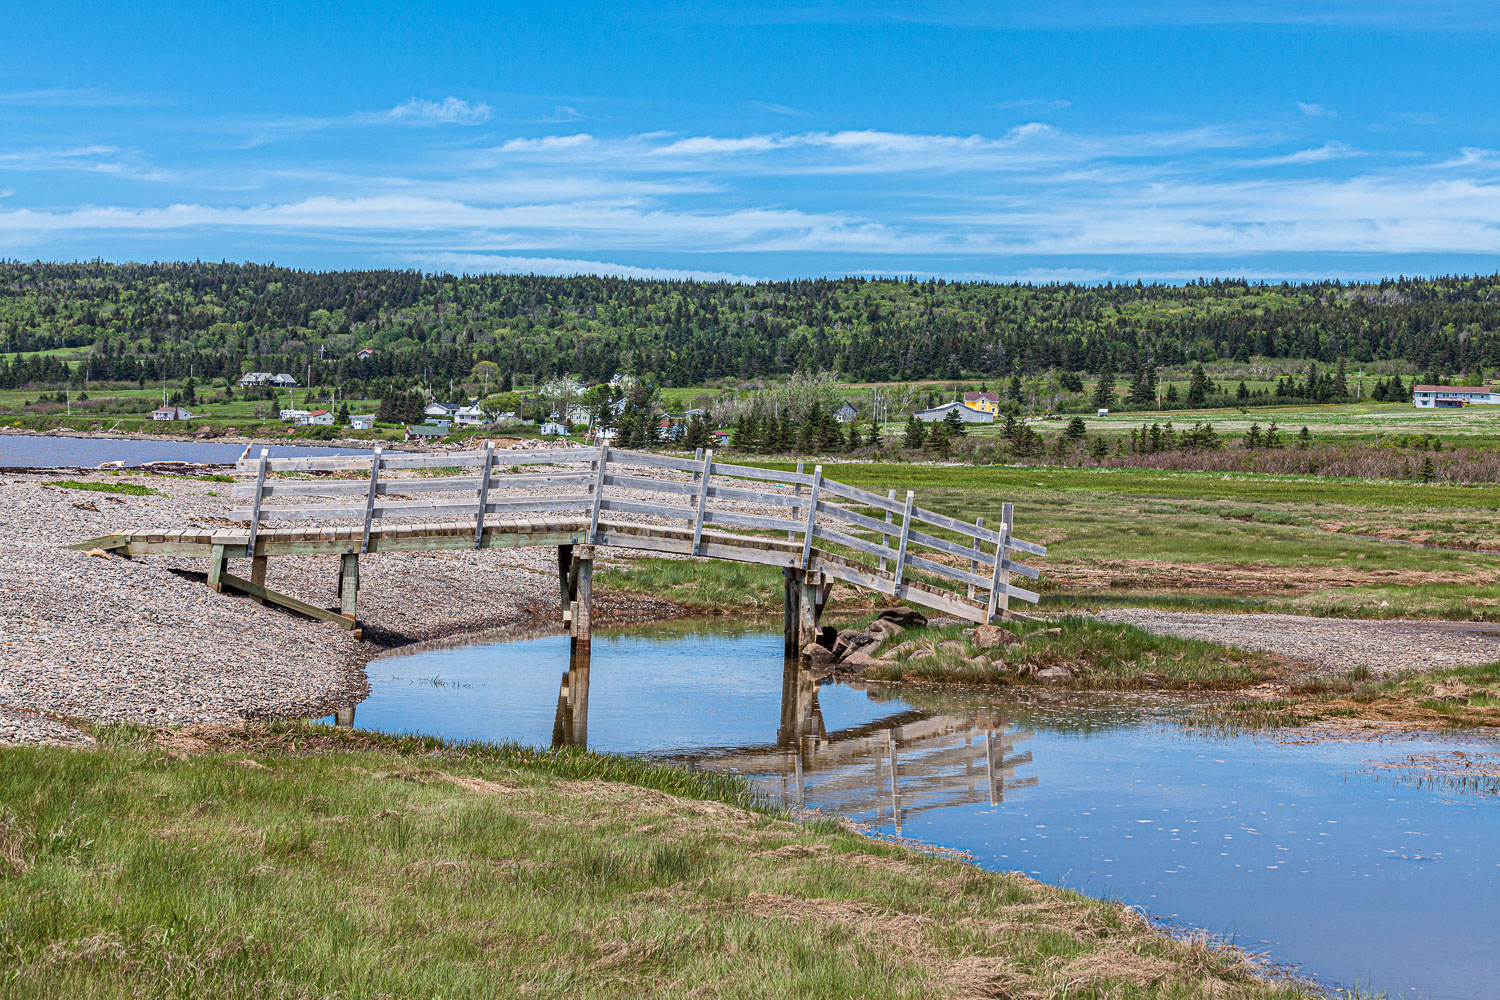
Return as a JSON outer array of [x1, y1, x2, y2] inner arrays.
[[565, 405, 593, 426], [348, 414, 375, 430], [425, 401, 462, 419], [238, 372, 272, 387], [541, 419, 570, 436], [152, 406, 192, 421], [268, 373, 299, 388], [297, 410, 334, 426], [279, 408, 310, 422], [913, 401, 994, 423], [1412, 384, 1500, 408], [454, 403, 488, 427]]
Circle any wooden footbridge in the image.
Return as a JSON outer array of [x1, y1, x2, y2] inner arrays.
[[71, 444, 1045, 655]]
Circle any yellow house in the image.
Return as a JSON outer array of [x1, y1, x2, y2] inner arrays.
[[962, 391, 1000, 415]]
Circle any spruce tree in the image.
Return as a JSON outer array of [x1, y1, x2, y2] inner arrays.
[[942, 407, 966, 438], [1091, 368, 1116, 410], [903, 414, 926, 449], [847, 419, 862, 450], [1186, 364, 1212, 407], [1065, 416, 1087, 439]]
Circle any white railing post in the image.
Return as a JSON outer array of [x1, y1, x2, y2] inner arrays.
[[360, 447, 382, 555], [891, 490, 915, 597], [986, 501, 1013, 621], [691, 448, 713, 556], [967, 516, 984, 600], [588, 443, 609, 544], [788, 459, 804, 541], [473, 441, 494, 550], [244, 449, 271, 560], [246, 448, 269, 555], [799, 465, 822, 570], [878, 487, 895, 572]]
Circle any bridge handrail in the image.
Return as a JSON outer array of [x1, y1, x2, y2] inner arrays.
[[229, 444, 1046, 618]]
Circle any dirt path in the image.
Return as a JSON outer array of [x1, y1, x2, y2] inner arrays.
[[1090, 609, 1500, 678]]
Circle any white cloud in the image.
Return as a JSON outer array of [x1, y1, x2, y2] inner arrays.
[[1296, 101, 1335, 117], [384, 97, 491, 126], [413, 253, 763, 282]]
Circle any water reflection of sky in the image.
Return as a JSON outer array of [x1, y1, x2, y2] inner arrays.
[[336, 624, 1500, 1000]]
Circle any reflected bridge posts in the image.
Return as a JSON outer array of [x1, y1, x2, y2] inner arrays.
[[552, 646, 592, 749], [696, 661, 1038, 832]]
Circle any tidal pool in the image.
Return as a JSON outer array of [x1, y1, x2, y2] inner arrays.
[[331, 621, 1500, 999]]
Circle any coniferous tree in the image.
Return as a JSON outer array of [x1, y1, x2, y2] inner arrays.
[[903, 414, 926, 449], [1065, 416, 1087, 439], [847, 419, 862, 450], [942, 407, 966, 439], [1092, 368, 1116, 410], [1186, 364, 1212, 407]]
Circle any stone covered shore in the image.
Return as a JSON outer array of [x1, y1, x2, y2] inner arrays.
[[0, 468, 680, 744]]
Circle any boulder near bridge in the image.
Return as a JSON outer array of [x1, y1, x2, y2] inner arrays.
[[71, 445, 1046, 655]]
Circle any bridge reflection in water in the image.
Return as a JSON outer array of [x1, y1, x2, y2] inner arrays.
[[547, 648, 1037, 834]]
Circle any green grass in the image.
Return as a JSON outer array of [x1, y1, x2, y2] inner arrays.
[[856, 616, 1284, 690], [41, 479, 164, 497], [0, 724, 1312, 999]]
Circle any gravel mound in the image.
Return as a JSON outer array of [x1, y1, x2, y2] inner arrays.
[[1090, 609, 1500, 678]]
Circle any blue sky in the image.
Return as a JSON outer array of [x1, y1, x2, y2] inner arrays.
[[2, 1, 1499, 282]]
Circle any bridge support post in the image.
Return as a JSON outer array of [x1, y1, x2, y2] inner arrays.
[[249, 553, 267, 605], [783, 568, 801, 658], [557, 544, 575, 628], [337, 552, 359, 621], [571, 545, 594, 651], [798, 571, 823, 652], [206, 544, 227, 593]]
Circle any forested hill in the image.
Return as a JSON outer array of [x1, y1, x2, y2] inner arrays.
[[3, 260, 1500, 388]]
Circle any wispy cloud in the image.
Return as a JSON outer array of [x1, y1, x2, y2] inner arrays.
[[996, 98, 1070, 112], [0, 87, 166, 107], [1296, 101, 1335, 118], [412, 252, 762, 282], [1237, 141, 1361, 167], [748, 101, 809, 117], [380, 97, 492, 126]]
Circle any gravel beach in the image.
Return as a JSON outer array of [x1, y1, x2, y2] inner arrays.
[[0, 467, 683, 743], [1090, 608, 1500, 678]]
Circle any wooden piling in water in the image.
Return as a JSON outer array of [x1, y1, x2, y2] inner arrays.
[[571, 544, 594, 650]]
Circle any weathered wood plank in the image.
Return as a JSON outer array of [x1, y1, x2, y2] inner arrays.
[[218, 572, 358, 629]]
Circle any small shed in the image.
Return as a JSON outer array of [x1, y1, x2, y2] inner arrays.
[[349, 414, 375, 430], [151, 406, 192, 421], [834, 402, 858, 423]]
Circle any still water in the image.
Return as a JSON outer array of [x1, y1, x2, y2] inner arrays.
[[332, 622, 1500, 999], [0, 433, 378, 467]]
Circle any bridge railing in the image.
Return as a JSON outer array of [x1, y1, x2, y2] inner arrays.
[[231, 443, 1045, 620]]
